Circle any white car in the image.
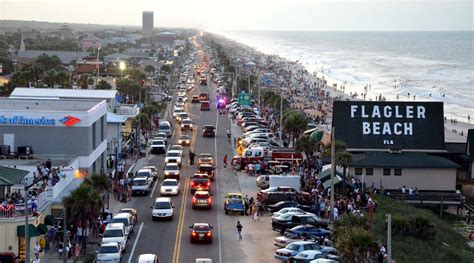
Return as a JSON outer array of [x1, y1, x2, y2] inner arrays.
[[155, 132, 168, 144], [142, 166, 158, 181], [151, 197, 174, 221], [178, 135, 191, 146], [150, 139, 166, 154], [96, 242, 122, 263], [273, 208, 315, 218], [274, 241, 336, 262], [109, 213, 134, 237], [137, 254, 160, 263], [173, 107, 184, 118], [177, 91, 186, 97], [176, 101, 185, 109], [164, 163, 180, 180], [177, 96, 188, 103], [160, 179, 180, 196], [169, 145, 184, 156], [165, 150, 182, 166], [102, 223, 128, 252], [176, 112, 189, 123], [180, 118, 194, 131]]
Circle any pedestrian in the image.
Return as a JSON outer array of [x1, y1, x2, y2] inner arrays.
[[223, 154, 228, 168], [236, 221, 243, 240], [252, 203, 259, 221], [33, 241, 41, 259], [58, 242, 64, 258], [244, 195, 249, 215], [189, 150, 195, 166]]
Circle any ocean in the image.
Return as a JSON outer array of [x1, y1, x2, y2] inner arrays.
[[217, 31, 474, 122]]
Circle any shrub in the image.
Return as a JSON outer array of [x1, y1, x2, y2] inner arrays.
[[391, 215, 435, 241]]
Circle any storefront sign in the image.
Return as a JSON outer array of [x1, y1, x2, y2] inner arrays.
[[333, 101, 445, 150], [0, 115, 56, 126]]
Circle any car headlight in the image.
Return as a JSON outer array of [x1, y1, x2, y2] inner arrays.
[[165, 171, 170, 175]]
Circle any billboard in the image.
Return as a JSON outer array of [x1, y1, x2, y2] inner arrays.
[[333, 101, 445, 151]]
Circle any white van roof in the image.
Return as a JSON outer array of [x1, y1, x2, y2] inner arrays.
[[154, 197, 171, 203]]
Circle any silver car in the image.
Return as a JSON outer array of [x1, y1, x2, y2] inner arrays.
[[96, 242, 122, 263]]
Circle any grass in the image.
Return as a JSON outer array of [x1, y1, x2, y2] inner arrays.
[[372, 195, 474, 263]]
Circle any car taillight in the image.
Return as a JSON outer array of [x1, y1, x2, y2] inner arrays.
[[207, 231, 212, 237], [207, 182, 211, 186], [207, 197, 212, 203], [192, 231, 197, 237], [192, 197, 196, 203], [190, 181, 195, 186]]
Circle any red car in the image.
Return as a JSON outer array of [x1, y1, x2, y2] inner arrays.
[[192, 191, 212, 210], [200, 101, 210, 111], [190, 174, 211, 193], [189, 223, 213, 244]]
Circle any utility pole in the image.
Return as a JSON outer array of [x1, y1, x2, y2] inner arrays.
[[330, 126, 336, 224], [137, 90, 141, 161], [96, 47, 100, 86], [387, 213, 392, 263], [24, 184, 29, 263], [63, 206, 67, 263]]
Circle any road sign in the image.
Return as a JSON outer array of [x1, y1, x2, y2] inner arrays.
[[236, 145, 245, 156], [238, 91, 250, 106]]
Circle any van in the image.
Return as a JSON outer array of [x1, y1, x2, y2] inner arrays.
[[200, 101, 210, 111], [158, 121, 172, 137], [102, 223, 128, 252], [110, 213, 134, 237]]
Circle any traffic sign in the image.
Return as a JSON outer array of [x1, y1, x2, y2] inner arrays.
[[238, 91, 250, 106]]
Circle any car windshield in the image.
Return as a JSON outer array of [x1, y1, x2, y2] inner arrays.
[[154, 202, 171, 209], [152, 141, 164, 145], [182, 120, 192, 124], [159, 125, 170, 130], [167, 152, 180, 157], [286, 244, 299, 251], [110, 218, 129, 227], [166, 165, 179, 170], [198, 166, 212, 172], [133, 179, 147, 186], [162, 181, 178, 186], [193, 178, 209, 184], [103, 229, 123, 238], [193, 225, 210, 231], [136, 172, 149, 177], [179, 136, 189, 140], [229, 198, 242, 204], [98, 246, 119, 254]]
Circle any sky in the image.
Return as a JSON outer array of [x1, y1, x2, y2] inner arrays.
[[0, 0, 472, 31]]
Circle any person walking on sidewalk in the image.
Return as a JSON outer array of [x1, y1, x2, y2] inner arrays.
[[236, 221, 243, 240], [223, 154, 228, 168]]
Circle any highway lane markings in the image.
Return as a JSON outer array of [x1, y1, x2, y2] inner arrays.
[[149, 178, 159, 198], [214, 97, 223, 263], [172, 176, 189, 263], [127, 222, 144, 263]]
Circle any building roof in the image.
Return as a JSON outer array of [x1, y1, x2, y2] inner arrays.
[[17, 50, 89, 64], [11, 88, 117, 100], [0, 166, 29, 186], [351, 152, 461, 169], [445, 143, 467, 154], [0, 98, 105, 112], [107, 112, 127, 123]]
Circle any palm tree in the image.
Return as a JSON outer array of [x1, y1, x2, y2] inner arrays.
[[84, 174, 111, 211], [322, 141, 353, 189], [282, 111, 308, 146], [77, 74, 92, 89], [64, 184, 102, 248], [96, 80, 112, 90], [43, 70, 57, 88], [144, 65, 155, 76], [55, 71, 69, 87], [295, 135, 319, 157]]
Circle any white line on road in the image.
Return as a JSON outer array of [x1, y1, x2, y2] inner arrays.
[[214, 105, 223, 263], [150, 179, 159, 198], [127, 222, 144, 263]]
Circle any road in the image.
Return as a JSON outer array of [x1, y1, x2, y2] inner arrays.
[[111, 51, 265, 263]]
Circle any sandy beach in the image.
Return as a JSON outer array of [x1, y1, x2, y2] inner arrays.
[[211, 33, 474, 144]]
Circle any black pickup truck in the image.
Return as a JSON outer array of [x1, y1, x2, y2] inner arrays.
[[271, 214, 329, 233]]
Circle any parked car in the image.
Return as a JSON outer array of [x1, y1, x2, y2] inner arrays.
[[274, 241, 336, 262], [257, 187, 312, 205], [272, 214, 329, 233], [189, 223, 213, 244], [273, 207, 313, 218], [274, 232, 322, 248], [288, 250, 328, 263], [131, 177, 153, 196], [285, 225, 331, 238], [96, 242, 122, 263], [151, 197, 174, 221], [102, 223, 128, 252], [160, 179, 180, 196], [110, 212, 134, 236], [224, 193, 245, 215], [269, 201, 311, 213], [118, 208, 138, 225]]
